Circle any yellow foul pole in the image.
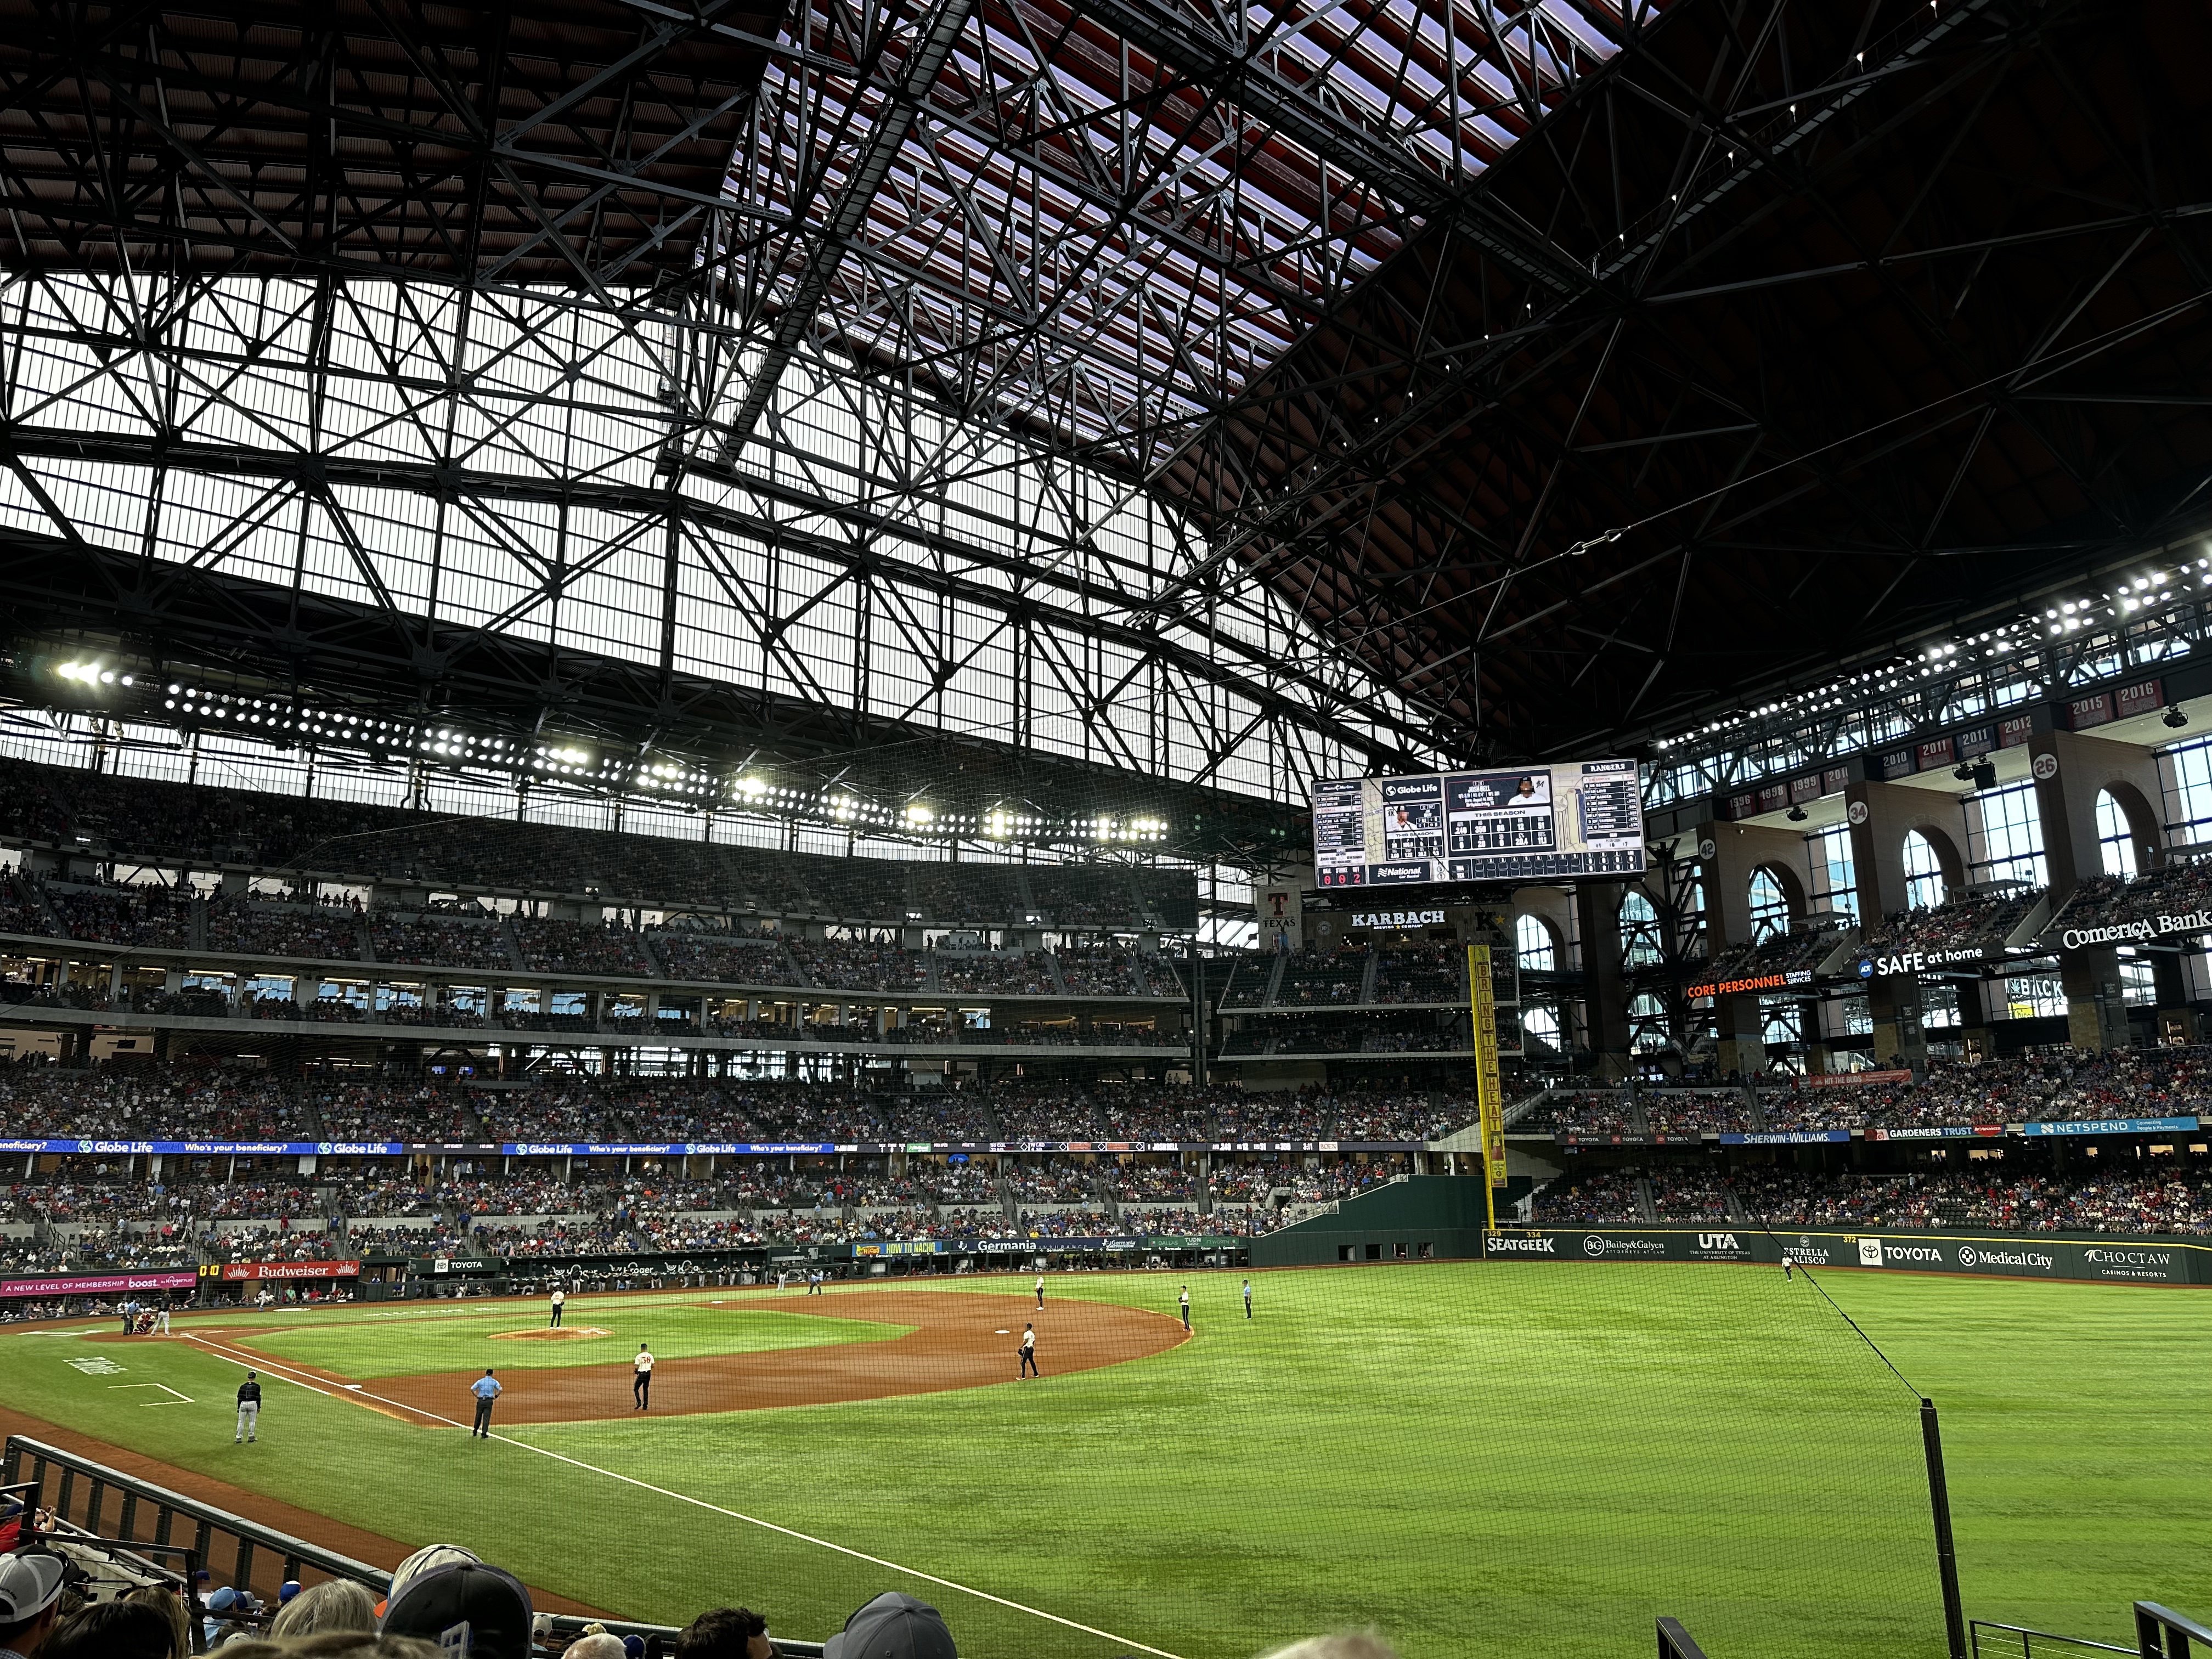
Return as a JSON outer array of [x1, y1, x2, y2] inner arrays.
[[1468, 943, 1507, 1233]]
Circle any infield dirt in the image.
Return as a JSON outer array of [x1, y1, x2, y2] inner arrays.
[[184, 1289, 1185, 1424]]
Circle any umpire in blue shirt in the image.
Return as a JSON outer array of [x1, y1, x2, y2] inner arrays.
[[471, 1369, 502, 1438]]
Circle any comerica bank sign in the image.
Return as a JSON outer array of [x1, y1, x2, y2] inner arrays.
[[2053, 910, 2212, 950]]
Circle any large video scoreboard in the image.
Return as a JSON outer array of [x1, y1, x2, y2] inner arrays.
[[1312, 758, 1645, 887]]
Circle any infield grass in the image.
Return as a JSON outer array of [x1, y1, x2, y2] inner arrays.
[[4, 1265, 2205, 1659], [231, 1301, 905, 1378]]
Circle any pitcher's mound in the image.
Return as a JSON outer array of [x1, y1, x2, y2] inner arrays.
[[490, 1326, 611, 1342]]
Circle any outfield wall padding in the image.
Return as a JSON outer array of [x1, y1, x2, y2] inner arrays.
[[1247, 1176, 1494, 1267], [1483, 1224, 2209, 1285]]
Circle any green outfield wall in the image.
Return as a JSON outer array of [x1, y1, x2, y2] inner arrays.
[[1246, 1175, 1494, 1266]]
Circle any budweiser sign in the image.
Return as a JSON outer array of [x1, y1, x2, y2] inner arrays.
[[219, 1260, 364, 1282]]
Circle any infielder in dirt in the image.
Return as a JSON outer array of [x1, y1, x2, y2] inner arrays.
[[549, 1286, 565, 1328], [1034, 1273, 1045, 1311], [633, 1342, 654, 1409], [1018, 1323, 1040, 1377], [1178, 1285, 1190, 1331]]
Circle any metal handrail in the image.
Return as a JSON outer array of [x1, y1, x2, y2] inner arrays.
[[1658, 1617, 1711, 1659], [4, 1437, 838, 1656], [1971, 1618, 2135, 1658], [3, 1435, 388, 1590], [2136, 1603, 2212, 1659]]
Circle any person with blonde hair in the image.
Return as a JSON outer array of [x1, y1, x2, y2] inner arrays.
[[1256, 1635, 1399, 1659], [201, 1636, 439, 1659], [121, 1585, 191, 1659], [269, 1579, 377, 1639]]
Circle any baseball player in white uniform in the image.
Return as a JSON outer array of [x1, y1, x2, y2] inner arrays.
[[633, 1343, 654, 1409]]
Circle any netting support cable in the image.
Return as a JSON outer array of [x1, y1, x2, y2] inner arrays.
[[1749, 1206, 1970, 1659]]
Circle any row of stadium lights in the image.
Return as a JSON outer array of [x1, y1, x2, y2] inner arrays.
[[68, 664, 1167, 843], [1651, 554, 2212, 754]]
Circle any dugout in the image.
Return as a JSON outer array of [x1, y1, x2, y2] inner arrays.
[[1245, 1175, 1494, 1267]]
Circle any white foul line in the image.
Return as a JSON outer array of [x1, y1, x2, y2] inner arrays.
[[179, 1334, 1183, 1659]]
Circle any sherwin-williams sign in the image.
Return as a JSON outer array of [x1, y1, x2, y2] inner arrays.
[[1486, 1227, 2204, 1285]]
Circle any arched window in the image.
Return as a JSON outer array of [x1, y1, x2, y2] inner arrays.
[[1619, 889, 1663, 968], [1901, 830, 1947, 911], [1519, 1005, 1562, 1054], [1748, 868, 1791, 944], [1514, 913, 1557, 972], [2096, 790, 2138, 879]]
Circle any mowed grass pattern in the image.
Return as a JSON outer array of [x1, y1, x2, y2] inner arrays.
[[3, 1266, 2204, 1659], [233, 1301, 906, 1378]]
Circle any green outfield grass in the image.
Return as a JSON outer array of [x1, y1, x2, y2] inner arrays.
[[229, 1300, 906, 1378], [4, 1265, 2204, 1659]]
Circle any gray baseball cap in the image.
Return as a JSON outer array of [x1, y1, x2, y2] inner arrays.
[[0, 1553, 65, 1621], [822, 1593, 958, 1659]]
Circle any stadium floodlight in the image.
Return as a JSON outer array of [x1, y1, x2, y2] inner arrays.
[[905, 803, 935, 825]]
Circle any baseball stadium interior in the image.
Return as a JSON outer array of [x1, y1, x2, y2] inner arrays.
[[1, 0, 2210, 1656]]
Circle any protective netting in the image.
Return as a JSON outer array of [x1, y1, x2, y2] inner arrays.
[[3, 1257, 1961, 1659]]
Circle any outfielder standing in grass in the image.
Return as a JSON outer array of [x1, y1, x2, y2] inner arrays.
[[234, 1372, 262, 1443], [633, 1342, 654, 1409], [1243, 1279, 1253, 1319]]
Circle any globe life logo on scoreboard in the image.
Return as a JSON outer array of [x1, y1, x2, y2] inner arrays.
[[1312, 758, 1646, 887]]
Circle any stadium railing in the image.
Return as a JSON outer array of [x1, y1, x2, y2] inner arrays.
[[2, 1434, 826, 1656], [1968, 1620, 2132, 1659], [2136, 1603, 2212, 1659], [1657, 1616, 1711, 1658]]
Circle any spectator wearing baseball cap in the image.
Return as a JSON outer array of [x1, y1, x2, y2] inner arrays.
[[822, 1593, 956, 1659], [380, 1558, 532, 1659], [0, 1554, 68, 1658]]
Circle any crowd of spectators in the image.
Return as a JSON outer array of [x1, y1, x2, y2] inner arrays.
[[792, 937, 926, 990], [652, 929, 803, 986], [512, 916, 654, 977], [1372, 942, 1464, 1003], [47, 879, 196, 947], [937, 951, 1057, 995], [206, 895, 364, 960], [2044, 856, 2212, 938], [1760, 1046, 2212, 1132], [1858, 886, 2040, 957], [1534, 1167, 1646, 1223], [1514, 1088, 1634, 1136], [370, 913, 515, 969]]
